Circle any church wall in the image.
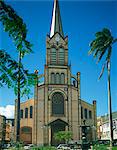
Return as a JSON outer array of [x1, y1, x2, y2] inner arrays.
[[36, 86, 45, 145], [20, 99, 34, 128], [48, 68, 68, 84], [71, 88, 79, 140], [18, 99, 34, 144], [80, 100, 97, 140], [81, 100, 95, 125], [44, 86, 50, 145]]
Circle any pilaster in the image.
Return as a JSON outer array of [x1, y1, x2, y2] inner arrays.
[[32, 70, 38, 144], [77, 72, 82, 140]]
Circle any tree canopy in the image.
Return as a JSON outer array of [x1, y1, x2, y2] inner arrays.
[[0, 1, 36, 97], [54, 131, 72, 143], [88, 28, 117, 79]]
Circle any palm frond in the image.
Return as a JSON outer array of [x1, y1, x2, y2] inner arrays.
[[112, 38, 117, 44], [103, 28, 112, 37], [106, 46, 112, 61], [97, 47, 107, 63], [98, 63, 106, 80], [95, 32, 103, 38], [88, 28, 114, 78]]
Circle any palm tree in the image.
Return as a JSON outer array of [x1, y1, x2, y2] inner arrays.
[[88, 28, 117, 147]]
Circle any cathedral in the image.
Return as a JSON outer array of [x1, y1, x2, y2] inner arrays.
[[14, 0, 97, 146]]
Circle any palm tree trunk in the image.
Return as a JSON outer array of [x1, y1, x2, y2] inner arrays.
[[107, 60, 113, 147], [16, 51, 21, 141]]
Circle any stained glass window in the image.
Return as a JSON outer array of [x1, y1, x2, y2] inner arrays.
[[52, 92, 64, 115]]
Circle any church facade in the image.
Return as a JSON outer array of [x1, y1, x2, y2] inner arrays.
[[14, 0, 97, 146]]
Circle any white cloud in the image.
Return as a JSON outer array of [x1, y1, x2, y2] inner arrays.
[[0, 105, 15, 119]]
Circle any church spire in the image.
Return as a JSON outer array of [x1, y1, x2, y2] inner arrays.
[[50, 0, 64, 38]]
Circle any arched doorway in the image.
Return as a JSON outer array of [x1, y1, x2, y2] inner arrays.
[[20, 126, 32, 144], [49, 119, 68, 146]]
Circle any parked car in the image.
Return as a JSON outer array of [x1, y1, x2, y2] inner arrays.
[[57, 144, 71, 150], [24, 144, 34, 149], [1, 143, 11, 149]]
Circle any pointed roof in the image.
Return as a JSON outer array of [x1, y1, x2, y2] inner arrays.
[[50, 0, 64, 38]]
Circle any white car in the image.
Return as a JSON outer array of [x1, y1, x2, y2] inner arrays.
[[24, 144, 34, 150], [57, 144, 71, 150], [24, 145, 30, 150]]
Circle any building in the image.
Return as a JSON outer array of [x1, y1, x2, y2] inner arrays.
[[14, 0, 97, 146], [0, 115, 6, 146], [14, 99, 34, 144], [97, 112, 117, 140], [5, 119, 14, 143], [0, 115, 14, 145]]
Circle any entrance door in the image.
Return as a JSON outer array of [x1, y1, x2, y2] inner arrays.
[[51, 121, 65, 146], [20, 127, 32, 144]]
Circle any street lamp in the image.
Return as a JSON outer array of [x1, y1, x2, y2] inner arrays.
[[80, 120, 90, 150]]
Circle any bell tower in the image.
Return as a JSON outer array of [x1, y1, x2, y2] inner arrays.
[[43, 0, 72, 145], [46, 34, 68, 66], [45, 0, 69, 85]]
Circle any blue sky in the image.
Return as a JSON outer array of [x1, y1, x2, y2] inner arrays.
[[0, 0, 117, 117]]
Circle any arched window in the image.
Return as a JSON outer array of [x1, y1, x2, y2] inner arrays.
[[50, 48, 56, 64], [20, 109, 23, 119], [61, 73, 65, 84], [84, 108, 87, 119], [89, 110, 92, 119], [25, 108, 28, 118], [51, 73, 55, 84], [56, 73, 60, 84], [81, 106, 83, 119], [52, 92, 64, 115], [58, 48, 64, 64], [30, 106, 33, 118]]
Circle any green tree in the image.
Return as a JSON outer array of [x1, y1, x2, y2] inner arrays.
[[0, 1, 37, 141], [88, 28, 117, 147], [0, 0, 34, 90], [54, 131, 72, 144]]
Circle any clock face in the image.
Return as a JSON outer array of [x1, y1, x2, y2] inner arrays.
[[55, 36, 60, 42]]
